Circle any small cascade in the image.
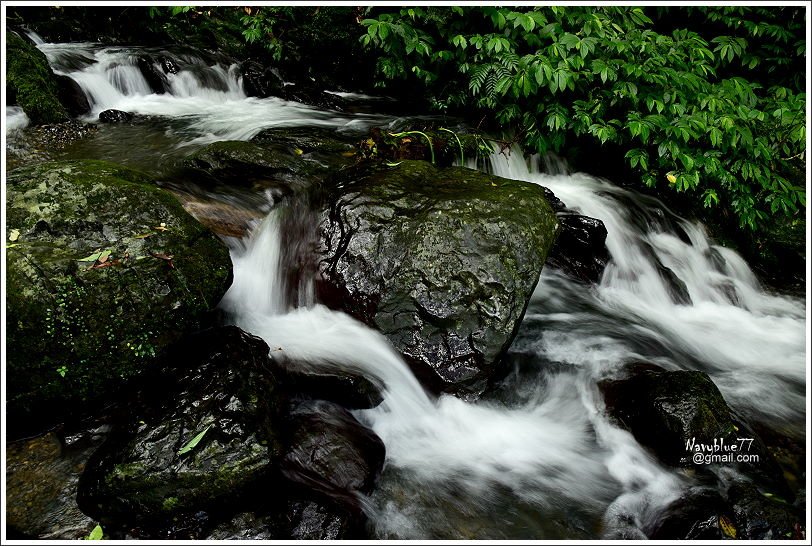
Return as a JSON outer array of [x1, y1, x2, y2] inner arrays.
[[487, 147, 806, 431], [27, 37, 399, 145]]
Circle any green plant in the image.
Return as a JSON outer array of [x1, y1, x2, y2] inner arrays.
[[360, 6, 806, 233], [389, 130, 436, 164]]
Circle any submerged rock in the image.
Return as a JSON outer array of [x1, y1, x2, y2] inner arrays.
[[6, 429, 107, 539], [80, 327, 283, 526], [281, 400, 385, 511], [98, 109, 134, 123], [6, 30, 69, 124], [6, 160, 232, 435], [316, 160, 558, 396], [275, 360, 384, 410]]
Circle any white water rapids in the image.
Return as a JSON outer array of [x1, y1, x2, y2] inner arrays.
[[218, 150, 805, 538], [10, 31, 806, 539], [16, 33, 395, 146]]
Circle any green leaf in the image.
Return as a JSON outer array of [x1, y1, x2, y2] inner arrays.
[[78, 251, 103, 262], [178, 425, 212, 456], [87, 524, 104, 540]]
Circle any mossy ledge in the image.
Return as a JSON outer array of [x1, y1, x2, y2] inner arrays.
[[6, 30, 69, 124], [6, 160, 233, 436]]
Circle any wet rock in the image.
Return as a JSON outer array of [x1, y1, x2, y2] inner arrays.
[[183, 140, 310, 190], [136, 56, 168, 94], [172, 190, 265, 238], [275, 358, 384, 410], [316, 160, 558, 397], [599, 367, 771, 470], [6, 429, 107, 539], [281, 400, 385, 511], [653, 257, 692, 305], [98, 109, 134, 123], [159, 55, 180, 74], [6, 30, 69, 124], [252, 126, 355, 156], [546, 214, 609, 284], [54, 74, 90, 116], [6, 160, 232, 436], [240, 60, 284, 98], [205, 512, 280, 540], [648, 487, 731, 539], [727, 480, 804, 540], [80, 326, 283, 526], [286, 500, 361, 539]]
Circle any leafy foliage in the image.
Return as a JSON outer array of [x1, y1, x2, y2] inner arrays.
[[360, 6, 806, 231]]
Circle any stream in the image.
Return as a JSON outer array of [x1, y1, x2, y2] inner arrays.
[[6, 33, 807, 540]]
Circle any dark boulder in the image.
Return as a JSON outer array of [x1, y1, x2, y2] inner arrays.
[[98, 109, 133, 123], [54, 74, 90, 116], [316, 160, 558, 397], [240, 60, 284, 98], [136, 55, 168, 94], [546, 214, 609, 284], [6, 30, 69, 124], [80, 327, 284, 526], [159, 55, 180, 74], [648, 487, 732, 539], [599, 366, 774, 475], [6, 160, 232, 435], [727, 481, 804, 540], [280, 400, 385, 511]]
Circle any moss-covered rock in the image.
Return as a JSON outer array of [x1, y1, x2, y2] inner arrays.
[[6, 160, 232, 435], [183, 140, 305, 188], [315, 160, 559, 396], [6, 31, 69, 124], [80, 327, 283, 526]]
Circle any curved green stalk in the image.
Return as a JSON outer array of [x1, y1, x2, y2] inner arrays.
[[389, 130, 435, 164], [439, 127, 464, 165]]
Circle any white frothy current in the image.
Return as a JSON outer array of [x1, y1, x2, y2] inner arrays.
[[32, 40, 396, 146]]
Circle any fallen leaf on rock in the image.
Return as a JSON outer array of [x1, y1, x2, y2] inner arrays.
[[178, 424, 211, 455]]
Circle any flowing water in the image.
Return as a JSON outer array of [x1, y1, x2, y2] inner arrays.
[[9, 32, 807, 540]]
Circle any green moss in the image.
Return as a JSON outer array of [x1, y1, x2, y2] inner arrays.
[[6, 31, 68, 124], [6, 160, 232, 434]]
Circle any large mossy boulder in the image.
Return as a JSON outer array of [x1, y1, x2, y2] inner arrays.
[[80, 327, 283, 527], [315, 160, 558, 396], [6, 160, 232, 435], [6, 31, 69, 124]]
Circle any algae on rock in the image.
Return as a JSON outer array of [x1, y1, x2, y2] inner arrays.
[[6, 160, 232, 435]]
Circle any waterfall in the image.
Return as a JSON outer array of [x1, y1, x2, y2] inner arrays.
[[486, 148, 806, 432], [27, 38, 398, 145]]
